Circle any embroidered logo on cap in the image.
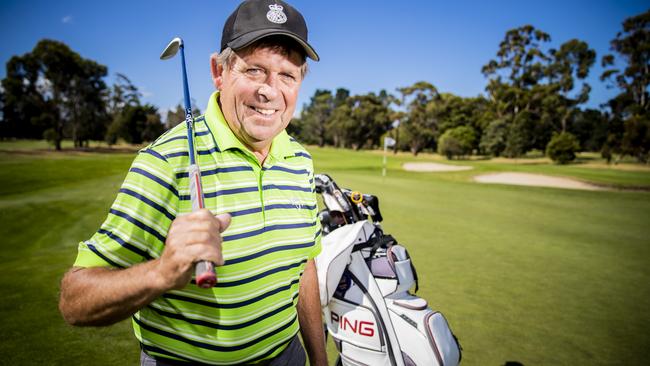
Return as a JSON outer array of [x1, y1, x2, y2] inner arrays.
[[266, 4, 287, 24]]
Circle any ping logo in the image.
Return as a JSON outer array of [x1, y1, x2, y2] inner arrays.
[[331, 311, 375, 337]]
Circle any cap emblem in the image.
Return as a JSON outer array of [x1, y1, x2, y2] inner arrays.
[[266, 4, 287, 24]]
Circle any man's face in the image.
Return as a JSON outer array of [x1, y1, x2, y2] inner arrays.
[[214, 46, 303, 153]]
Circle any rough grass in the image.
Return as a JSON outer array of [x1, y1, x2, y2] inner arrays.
[[0, 141, 649, 365]]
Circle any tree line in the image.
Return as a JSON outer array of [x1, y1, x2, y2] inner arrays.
[[1, 11, 648, 163], [289, 10, 649, 163], [0, 39, 198, 150]]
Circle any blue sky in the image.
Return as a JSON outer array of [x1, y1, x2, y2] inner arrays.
[[1, 0, 648, 116]]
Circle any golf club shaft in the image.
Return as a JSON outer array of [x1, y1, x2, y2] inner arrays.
[[179, 43, 217, 289]]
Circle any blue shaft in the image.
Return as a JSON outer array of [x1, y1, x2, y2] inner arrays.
[[179, 44, 196, 165]]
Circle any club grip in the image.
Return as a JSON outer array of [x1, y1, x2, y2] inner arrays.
[[195, 260, 217, 288]]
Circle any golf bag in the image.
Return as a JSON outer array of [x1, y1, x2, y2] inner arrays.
[[314, 174, 461, 366]]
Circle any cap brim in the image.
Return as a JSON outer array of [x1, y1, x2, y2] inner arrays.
[[226, 29, 319, 61]]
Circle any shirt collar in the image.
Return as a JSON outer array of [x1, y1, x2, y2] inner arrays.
[[204, 91, 295, 161]]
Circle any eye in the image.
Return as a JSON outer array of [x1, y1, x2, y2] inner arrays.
[[280, 72, 297, 82], [246, 68, 263, 76]]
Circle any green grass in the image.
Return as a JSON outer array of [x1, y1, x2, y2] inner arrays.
[[1, 141, 649, 365]]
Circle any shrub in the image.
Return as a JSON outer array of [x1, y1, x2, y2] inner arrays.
[[438, 126, 476, 159], [546, 132, 580, 164]]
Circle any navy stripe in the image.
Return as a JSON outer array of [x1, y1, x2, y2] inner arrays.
[[230, 206, 263, 217], [164, 147, 220, 159], [315, 229, 322, 238], [194, 116, 205, 123], [148, 295, 297, 330], [119, 188, 176, 221], [163, 278, 300, 308], [197, 147, 219, 155], [109, 208, 166, 244], [224, 241, 315, 265], [97, 229, 153, 260], [265, 203, 317, 211], [156, 135, 187, 146], [294, 152, 311, 159], [229, 203, 317, 218], [212, 259, 307, 288], [130, 167, 179, 197], [164, 151, 189, 159], [195, 130, 210, 136], [181, 186, 259, 201], [142, 149, 168, 162], [87, 243, 124, 268], [133, 313, 298, 352], [262, 184, 312, 193], [223, 222, 316, 242], [263, 166, 309, 175], [175, 166, 253, 179]]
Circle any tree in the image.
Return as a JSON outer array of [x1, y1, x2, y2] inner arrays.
[[570, 109, 608, 152], [337, 93, 392, 150], [483, 25, 596, 157], [108, 73, 141, 116], [601, 10, 650, 114], [480, 118, 509, 156], [0, 39, 109, 149], [165, 102, 201, 130], [398, 81, 440, 155], [482, 25, 551, 157], [601, 9, 650, 162], [108, 104, 162, 144], [545, 39, 596, 133]]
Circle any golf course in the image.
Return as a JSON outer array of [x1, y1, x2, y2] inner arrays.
[[1, 140, 649, 365]]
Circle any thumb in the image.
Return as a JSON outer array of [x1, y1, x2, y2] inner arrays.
[[215, 213, 231, 233]]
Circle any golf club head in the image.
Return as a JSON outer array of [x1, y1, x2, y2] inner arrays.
[[160, 37, 183, 60]]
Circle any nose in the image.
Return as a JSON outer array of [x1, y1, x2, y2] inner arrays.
[[257, 74, 279, 102]]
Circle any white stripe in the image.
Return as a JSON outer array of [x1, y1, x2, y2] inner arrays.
[[121, 182, 178, 216], [217, 255, 307, 282], [112, 202, 169, 237]]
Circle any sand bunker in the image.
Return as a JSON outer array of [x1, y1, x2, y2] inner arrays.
[[403, 162, 473, 172], [474, 172, 605, 191]]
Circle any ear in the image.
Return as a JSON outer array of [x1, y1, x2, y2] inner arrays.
[[210, 53, 223, 89]]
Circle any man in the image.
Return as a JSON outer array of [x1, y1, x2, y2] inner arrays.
[[58, 1, 327, 365]]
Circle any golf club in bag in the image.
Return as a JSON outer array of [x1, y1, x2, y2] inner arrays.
[[160, 37, 216, 288], [314, 174, 462, 366]]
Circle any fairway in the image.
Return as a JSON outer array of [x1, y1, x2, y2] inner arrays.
[[1, 143, 649, 365]]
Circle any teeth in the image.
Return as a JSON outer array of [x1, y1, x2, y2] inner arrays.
[[254, 107, 275, 115]]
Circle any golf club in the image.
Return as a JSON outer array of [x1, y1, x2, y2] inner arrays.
[[160, 37, 217, 289]]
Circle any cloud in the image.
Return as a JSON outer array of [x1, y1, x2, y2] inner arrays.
[[61, 15, 73, 24], [141, 89, 153, 98]]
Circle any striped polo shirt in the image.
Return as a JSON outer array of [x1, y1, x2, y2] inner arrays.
[[74, 91, 321, 364]]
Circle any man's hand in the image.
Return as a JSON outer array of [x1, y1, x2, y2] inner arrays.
[[59, 209, 231, 326], [156, 209, 231, 290]]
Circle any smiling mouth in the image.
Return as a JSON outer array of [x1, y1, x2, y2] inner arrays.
[[250, 106, 277, 116]]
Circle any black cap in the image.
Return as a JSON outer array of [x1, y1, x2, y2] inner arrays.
[[221, 0, 319, 61]]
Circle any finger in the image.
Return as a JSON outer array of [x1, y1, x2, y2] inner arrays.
[[190, 208, 215, 221], [215, 213, 232, 233]]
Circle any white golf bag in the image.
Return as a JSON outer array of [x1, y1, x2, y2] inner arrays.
[[314, 174, 462, 366]]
